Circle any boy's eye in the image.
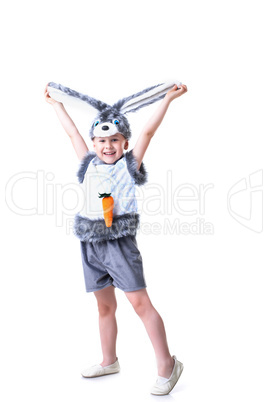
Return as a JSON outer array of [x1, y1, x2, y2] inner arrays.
[[94, 121, 100, 127], [113, 119, 119, 125]]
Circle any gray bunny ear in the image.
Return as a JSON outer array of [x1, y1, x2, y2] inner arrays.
[[114, 80, 182, 114], [47, 82, 109, 112]]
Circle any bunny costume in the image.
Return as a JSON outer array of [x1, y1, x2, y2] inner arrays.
[[75, 149, 148, 291], [48, 80, 181, 292], [74, 149, 147, 243]]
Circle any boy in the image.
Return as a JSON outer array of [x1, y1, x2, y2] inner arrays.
[[44, 82, 187, 395]]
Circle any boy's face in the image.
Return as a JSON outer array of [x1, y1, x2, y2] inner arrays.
[[93, 133, 129, 164]]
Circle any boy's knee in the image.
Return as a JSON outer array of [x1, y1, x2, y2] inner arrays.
[[131, 298, 149, 317], [132, 303, 143, 317], [97, 300, 117, 317], [125, 290, 153, 317]]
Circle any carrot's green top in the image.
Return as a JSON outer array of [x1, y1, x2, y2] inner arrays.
[[98, 192, 112, 199]]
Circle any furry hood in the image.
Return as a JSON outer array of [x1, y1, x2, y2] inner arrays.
[[48, 80, 182, 140]]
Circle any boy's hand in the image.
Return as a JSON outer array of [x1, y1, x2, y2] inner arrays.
[[166, 84, 188, 103], [44, 84, 61, 105]]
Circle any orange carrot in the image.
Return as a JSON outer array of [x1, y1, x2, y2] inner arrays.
[[98, 193, 114, 227]]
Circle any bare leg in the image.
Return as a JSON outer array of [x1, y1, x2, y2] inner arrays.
[[125, 289, 174, 378], [94, 286, 118, 367]]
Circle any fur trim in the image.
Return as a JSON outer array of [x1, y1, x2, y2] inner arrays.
[[74, 213, 140, 243], [116, 81, 182, 114], [77, 150, 147, 186], [77, 151, 96, 183], [113, 83, 163, 113], [125, 150, 148, 186], [48, 82, 108, 111]]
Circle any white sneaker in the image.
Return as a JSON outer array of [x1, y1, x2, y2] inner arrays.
[[151, 356, 184, 396], [81, 359, 120, 378]]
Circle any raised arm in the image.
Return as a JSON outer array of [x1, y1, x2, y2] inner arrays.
[[132, 84, 187, 170], [44, 85, 89, 160]]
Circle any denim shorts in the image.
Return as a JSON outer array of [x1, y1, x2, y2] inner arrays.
[[80, 236, 146, 293]]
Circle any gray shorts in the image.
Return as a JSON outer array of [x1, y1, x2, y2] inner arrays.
[[80, 236, 146, 293]]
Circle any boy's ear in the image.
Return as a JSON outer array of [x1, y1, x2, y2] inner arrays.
[[113, 80, 182, 114], [124, 140, 129, 150]]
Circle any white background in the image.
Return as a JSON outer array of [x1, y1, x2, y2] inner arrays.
[[1, 1, 267, 401]]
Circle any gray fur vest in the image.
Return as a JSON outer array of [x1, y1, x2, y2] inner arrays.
[[73, 150, 147, 243]]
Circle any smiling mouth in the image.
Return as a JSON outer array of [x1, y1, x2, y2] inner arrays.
[[104, 152, 116, 156]]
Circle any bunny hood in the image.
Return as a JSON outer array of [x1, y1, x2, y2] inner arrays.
[[91, 107, 131, 140], [47, 80, 182, 140]]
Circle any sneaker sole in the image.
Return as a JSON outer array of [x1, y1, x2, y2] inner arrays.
[[81, 370, 120, 378]]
